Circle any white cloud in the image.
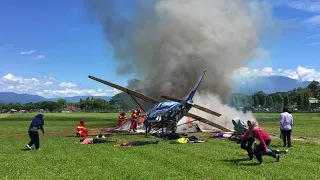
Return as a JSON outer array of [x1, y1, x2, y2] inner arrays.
[[59, 82, 78, 88], [302, 15, 320, 26], [19, 50, 35, 55], [0, 73, 121, 98], [36, 88, 120, 98], [28, 55, 45, 60], [287, 1, 320, 13], [307, 41, 320, 46], [44, 82, 53, 85], [234, 66, 320, 82], [306, 34, 320, 39], [271, 0, 320, 14]]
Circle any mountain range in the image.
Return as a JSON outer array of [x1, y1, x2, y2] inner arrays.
[[0, 76, 312, 104], [232, 76, 311, 94], [0, 92, 112, 104]]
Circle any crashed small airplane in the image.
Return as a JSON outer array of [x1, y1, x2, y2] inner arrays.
[[89, 69, 231, 135]]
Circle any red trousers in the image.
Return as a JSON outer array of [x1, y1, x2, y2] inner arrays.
[[130, 119, 137, 130], [118, 120, 124, 126]]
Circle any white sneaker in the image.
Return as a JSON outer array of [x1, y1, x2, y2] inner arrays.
[[26, 145, 31, 150]]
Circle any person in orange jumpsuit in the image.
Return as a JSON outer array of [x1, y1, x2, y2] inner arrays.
[[130, 108, 141, 132], [118, 111, 127, 126], [76, 119, 88, 137]]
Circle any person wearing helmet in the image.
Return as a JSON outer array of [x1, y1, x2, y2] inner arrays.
[[76, 119, 88, 137], [118, 111, 127, 126], [129, 108, 141, 132]]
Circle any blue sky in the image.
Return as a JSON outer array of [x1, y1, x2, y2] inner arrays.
[[0, 0, 320, 98]]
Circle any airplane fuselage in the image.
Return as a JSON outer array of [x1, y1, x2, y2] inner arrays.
[[144, 101, 192, 130]]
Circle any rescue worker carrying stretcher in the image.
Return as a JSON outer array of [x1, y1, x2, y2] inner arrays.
[[129, 108, 141, 132], [76, 119, 88, 137], [118, 111, 127, 126]]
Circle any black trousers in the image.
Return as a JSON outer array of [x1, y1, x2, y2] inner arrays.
[[128, 141, 159, 146], [92, 138, 116, 144], [255, 140, 276, 163], [28, 131, 40, 149], [240, 137, 254, 159], [281, 129, 292, 147]]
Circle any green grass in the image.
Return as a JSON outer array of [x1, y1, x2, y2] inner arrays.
[[254, 112, 320, 137], [0, 112, 320, 180]]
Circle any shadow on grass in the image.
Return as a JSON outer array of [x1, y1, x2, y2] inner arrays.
[[20, 149, 31, 151], [222, 158, 261, 166]]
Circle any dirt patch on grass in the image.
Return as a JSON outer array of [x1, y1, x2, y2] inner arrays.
[[269, 133, 320, 142]]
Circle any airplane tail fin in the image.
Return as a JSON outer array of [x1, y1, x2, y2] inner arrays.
[[159, 68, 221, 117], [185, 68, 207, 102]]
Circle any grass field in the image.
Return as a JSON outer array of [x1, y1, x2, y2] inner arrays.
[[0, 112, 320, 180]]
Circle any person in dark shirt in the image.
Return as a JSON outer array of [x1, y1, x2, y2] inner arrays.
[[113, 140, 159, 148], [25, 114, 45, 150]]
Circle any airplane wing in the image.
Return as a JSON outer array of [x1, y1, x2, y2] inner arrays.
[[186, 112, 231, 132], [88, 75, 160, 104], [160, 94, 221, 117], [192, 104, 222, 117]]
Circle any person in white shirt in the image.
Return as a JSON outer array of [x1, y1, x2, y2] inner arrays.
[[280, 107, 293, 147]]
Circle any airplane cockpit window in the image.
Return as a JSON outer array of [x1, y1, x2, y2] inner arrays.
[[156, 103, 163, 108]]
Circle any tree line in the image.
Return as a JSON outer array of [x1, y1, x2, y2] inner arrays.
[[0, 97, 120, 113], [1, 80, 319, 113], [228, 80, 320, 111]]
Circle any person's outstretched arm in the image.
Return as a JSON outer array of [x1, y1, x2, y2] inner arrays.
[[39, 125, 45, 135]]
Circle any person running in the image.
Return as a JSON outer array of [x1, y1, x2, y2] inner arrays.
[[25, 114, 45, 150], [280, 107, 293, 148], [230, 117, 254, 160], [241, 119, 280, 165], [113, 140, 159, 148], [77, 138, 117, 144]]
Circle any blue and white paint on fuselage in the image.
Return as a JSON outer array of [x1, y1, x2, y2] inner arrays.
[[147, 101, 182, 119]]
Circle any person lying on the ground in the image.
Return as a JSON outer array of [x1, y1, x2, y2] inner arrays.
[[77, 138, 117, 144], [113, 140, 159, 148], [155, 132, 181, 140], [171, 136, 207, 144]]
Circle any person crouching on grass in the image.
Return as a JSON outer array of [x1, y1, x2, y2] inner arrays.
[[240, 119, 280, 165], [230, 117, 254, 160]]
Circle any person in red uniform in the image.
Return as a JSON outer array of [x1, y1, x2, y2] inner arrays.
[[118, 111, 127, 126], [76, 119, 88, 137], [129, 108, 141, 132]]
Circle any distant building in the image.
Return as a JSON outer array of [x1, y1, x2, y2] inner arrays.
[[309, 97, 319, 109], [67, 106, 78, 112]]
